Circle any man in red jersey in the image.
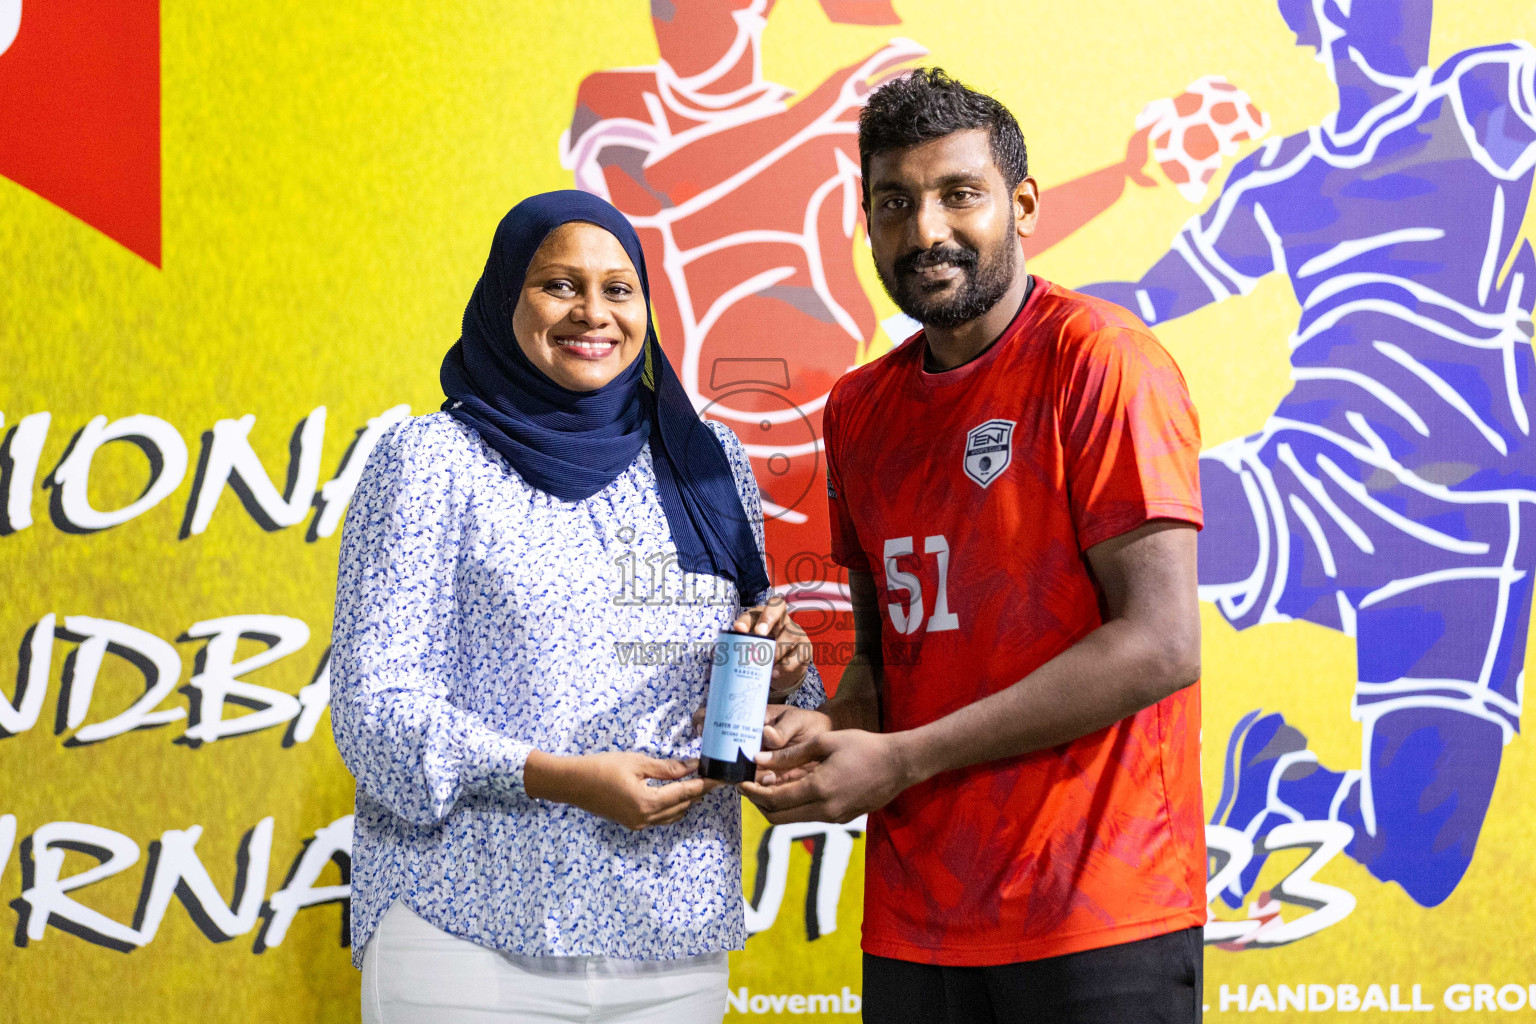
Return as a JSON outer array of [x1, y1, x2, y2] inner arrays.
[[743, 68, 1207, 1023]]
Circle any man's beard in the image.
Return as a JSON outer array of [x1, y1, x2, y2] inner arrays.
[[877, 235, 1017, 329]]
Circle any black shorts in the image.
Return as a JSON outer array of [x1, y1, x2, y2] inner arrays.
[[863, 926, 1203, 1024]]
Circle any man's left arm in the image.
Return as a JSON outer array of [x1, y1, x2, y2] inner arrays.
[[742, 519, 1200, 824]]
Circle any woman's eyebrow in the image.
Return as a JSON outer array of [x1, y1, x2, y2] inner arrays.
[[530, 262, 637, 277]]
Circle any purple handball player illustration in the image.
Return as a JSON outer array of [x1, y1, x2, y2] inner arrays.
[[1082, 0, 1536, 943]]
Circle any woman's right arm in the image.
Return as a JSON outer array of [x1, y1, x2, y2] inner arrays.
[[330, 422, 531, 826], [331, 421, 717, 830]]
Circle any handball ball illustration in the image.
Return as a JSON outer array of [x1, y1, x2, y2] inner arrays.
[[1137, 76, 1269, 202]]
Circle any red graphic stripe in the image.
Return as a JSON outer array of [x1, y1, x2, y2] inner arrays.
[[0, 0, 160, 266]]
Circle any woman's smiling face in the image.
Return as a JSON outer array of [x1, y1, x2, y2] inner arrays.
[[512, 221, 649, 392]]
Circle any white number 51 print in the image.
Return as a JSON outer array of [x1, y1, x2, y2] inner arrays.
[[0, 1, 19, 59], [883, 535, 960, 635]]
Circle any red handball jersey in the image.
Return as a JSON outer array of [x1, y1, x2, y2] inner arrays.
[[824, 278, 1206, 966]]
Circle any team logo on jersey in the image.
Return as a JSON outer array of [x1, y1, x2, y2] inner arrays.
[[963, 419, 1015, 488]]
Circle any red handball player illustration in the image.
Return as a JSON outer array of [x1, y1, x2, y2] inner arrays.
[[561, 0, 919, 610], [562, 0, 1267, 644]]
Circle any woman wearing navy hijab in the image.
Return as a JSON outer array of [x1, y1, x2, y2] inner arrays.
[[331, 191, 824, 1023]]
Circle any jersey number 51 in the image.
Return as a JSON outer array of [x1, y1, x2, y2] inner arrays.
[[883, 535, 960, 635]]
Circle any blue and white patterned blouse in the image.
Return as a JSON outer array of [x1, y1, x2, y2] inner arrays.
[[331, 411, 823, 967]]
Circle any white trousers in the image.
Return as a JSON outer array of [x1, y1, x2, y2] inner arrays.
[[360, 902, 730, 1024]]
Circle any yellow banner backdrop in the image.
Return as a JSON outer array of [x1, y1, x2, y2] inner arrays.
[[3, 1, 1536, 1020]]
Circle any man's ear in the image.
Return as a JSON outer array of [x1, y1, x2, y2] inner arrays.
[[1013, 177, 1040, 239]]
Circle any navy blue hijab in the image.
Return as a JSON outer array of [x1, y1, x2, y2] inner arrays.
[[441, 190, 768, 604]]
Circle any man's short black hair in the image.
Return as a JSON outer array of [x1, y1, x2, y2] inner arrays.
[[858, 68, 1028, 204]]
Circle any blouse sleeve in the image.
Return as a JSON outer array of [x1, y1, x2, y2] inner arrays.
[[330, 420, 533, 825], [707, 420, 827, 711]]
